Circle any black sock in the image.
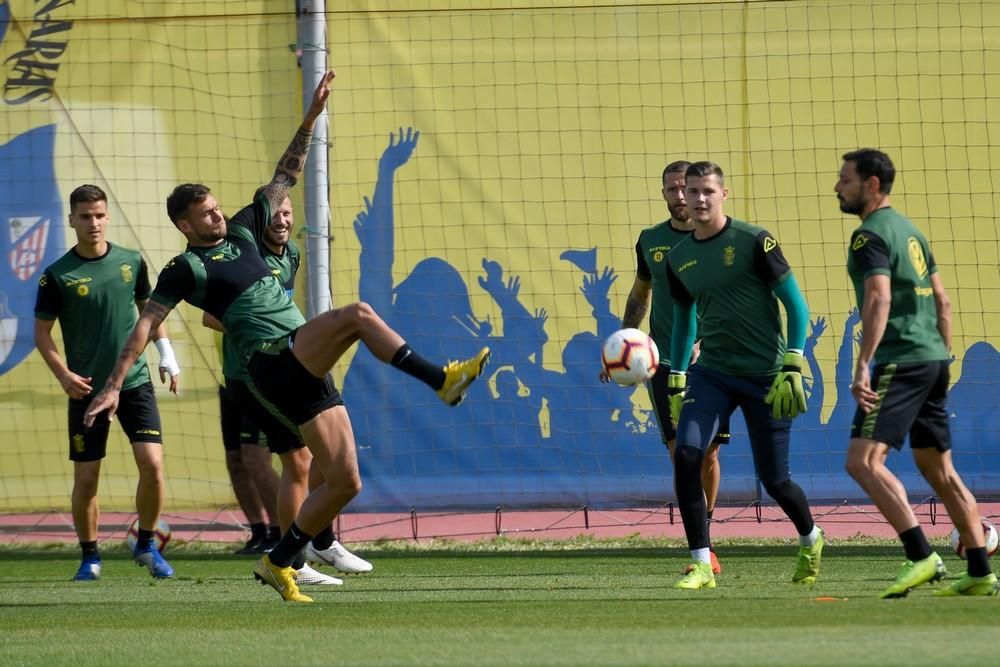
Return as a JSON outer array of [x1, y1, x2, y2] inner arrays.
[[312, 525, 335, 551], [249, 522, 267, 541], [391, 344, 446, 390], [80, 540, 99, 559], [899, 526, 933, 562], [267, 525, 280, 541], [269, 522, 313, 567], [965, 547, 992, 578], [706, 509, 714, 547], [291, 551, 306, 570], [136, 528, 154, 551]]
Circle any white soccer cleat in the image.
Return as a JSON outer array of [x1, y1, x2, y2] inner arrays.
[[306, 540, 374, 574], [294, 562, 343, 586]]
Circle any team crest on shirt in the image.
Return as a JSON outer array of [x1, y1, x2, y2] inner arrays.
[[907, 237, 928, 278], [653, 250, 664, 263], [723, 246, 736, 266], [120, 263, 133, 283]]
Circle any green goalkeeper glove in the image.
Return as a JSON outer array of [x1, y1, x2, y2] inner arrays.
[[667, 371, 687, 426], [764, 352, 807, 419]]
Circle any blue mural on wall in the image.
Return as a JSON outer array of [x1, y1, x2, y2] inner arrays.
[[0, 125, 65, 375], [339, 127, 1000, 511]]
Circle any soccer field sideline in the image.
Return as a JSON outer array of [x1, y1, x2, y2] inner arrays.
[[3, 501, 997, 546]]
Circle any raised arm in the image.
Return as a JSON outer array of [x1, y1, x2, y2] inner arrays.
[[83, 300, 172, 426], [262, 70, 336, 213]]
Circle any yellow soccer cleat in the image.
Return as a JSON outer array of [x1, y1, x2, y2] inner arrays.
[[253, 554, 313, 603], [674, 561, 716, 589], [933, 572, 998, 597], [880, 552, 946, 599], [437, 347, 491, 406], [792, 527, 825, 585]]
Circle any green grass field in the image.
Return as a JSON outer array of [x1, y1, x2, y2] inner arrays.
[[0, 537, 996, 666]]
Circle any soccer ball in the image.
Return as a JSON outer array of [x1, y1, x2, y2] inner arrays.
[[601, 328, 659, 386], [126, 517, 172, 553], [950, 518, 999, 559]]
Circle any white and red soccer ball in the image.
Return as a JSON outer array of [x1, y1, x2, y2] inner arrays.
[[126, 517, 172, 553], [950, 517, 999, 559], [602, 328, 659, 386]]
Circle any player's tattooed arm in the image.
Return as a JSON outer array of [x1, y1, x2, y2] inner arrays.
[[84, 300, 173, 426], [621, 279, 651, 329], [265, 70, 336, 213]]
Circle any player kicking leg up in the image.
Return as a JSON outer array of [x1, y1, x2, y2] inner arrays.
[[247, 305, 490, 601]]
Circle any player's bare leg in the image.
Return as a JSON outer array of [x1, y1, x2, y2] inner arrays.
[[846, 438, 917, 530], [848, 438, 946, 597], [240, 444, 281, 530], [293, 302, 404, 376], [275, 447, 310, 533], [71, 461, 102, 580], [914, 448, 984, 548], [130, 442, 173, 577]]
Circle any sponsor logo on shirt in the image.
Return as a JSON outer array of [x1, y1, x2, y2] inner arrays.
[[907, 237, 928, 278], [762, 236, 777, 252]]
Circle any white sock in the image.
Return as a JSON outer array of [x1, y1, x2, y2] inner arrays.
[[799, 524, 822, 547], [690, 547, 712, 564]]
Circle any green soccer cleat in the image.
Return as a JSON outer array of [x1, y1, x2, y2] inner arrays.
[[792, 527, 824, 584], [253, 554, 313, 603], [933, 572, 999, 597], [437, 347, 491, 406], [879, 552, 946, 599], [674, 561, 716, 589]]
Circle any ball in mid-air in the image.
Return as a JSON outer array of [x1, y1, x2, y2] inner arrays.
[[602, 328, 659, 386]]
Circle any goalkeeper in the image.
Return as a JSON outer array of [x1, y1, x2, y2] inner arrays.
[[663, 161, 823, 590]]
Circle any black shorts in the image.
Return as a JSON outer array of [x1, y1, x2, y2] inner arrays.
[[69, 382, 162, 462], [219, 384, 262, 452], [851, 360, 951, 451], [226, 378, 304, 455], [247, 329, 344, 428], [646, 364, 730, 446]]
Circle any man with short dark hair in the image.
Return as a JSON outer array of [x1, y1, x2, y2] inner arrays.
[[665, 161, 823, 590], [86, 72, 488, 602], [35, 184, 180, 581], [838, 148, 997, 597], [603, 159, 729, 575]]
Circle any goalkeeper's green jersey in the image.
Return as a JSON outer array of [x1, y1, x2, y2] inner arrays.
[[635, 220, 695, 358], [151, 192, 306, 369], [846, 207, 949, 364], [34, 243, 153, 392], [665, 217, 793, 376], [221, 238, 301, 381]]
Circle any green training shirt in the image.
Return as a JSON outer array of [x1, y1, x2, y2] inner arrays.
[[34, 243, 153, 392], [635, 220, 695, 357], [846, 207, 949, 364], [151, 193, 306, 368], [665, 217, 793, 376], [221, 238, 301, 380]]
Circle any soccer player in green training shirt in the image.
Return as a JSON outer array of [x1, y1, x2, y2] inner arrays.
[[603, 159, 729, 575], [206, 195, 371, 578], [34, 184, 181, 581], [85, 71, 489, 603], [838, 148, 997, 597], [665, 161, 823, 590]]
